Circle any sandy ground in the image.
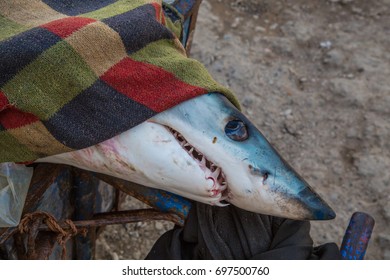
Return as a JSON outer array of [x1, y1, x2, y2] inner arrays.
[[96, 0, 390, 260]]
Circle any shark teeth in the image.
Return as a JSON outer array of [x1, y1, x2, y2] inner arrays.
[[167, 126, 229, 201]]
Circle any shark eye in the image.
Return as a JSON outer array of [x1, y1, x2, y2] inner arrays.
[[225, 120, 248, 141]]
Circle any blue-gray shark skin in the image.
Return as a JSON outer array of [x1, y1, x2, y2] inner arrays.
[[40, 93, 335, 220]]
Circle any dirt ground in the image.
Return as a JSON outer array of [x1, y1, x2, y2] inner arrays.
[[96, 0, 390, 260]]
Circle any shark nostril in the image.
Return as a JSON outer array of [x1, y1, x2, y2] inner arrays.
[[248, 165, 270, 183], [262, 172, 269, 183]]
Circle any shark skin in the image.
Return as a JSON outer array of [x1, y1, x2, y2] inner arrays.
[[38, 93, 335, 220]]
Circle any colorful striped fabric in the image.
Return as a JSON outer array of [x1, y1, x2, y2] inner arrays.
[[0, 0, 239, 163]]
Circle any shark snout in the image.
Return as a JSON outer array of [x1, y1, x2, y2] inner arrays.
[[258, 169, 336, 220], [293, 185, 336, 220], [224, 150, 336, 220]]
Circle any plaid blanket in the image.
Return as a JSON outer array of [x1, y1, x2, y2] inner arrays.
[[0, 0, 239, 163]]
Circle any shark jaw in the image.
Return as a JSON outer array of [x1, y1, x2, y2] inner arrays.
[[167, 126, 229, 203], [38, 93, 336, 221], [37, 118, 231, 207]]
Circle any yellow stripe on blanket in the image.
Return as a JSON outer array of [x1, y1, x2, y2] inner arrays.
[[65, 21, 128, 77], [8, 121, 73, 157], [0, 0, 66, 27]]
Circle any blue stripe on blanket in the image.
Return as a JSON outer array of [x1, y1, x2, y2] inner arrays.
[[103, 4, 173, 54], [0, 27, 61, 88], [43, 0, 117, 16], [43, 79, 155, 149]]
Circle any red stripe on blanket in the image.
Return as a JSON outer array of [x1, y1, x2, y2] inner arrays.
[[101, 57, 206, 112], [0, 91, 9, 112], [0, 105, 39, 129], [151, 2, 166, 25], [41, 17, 96, 38]]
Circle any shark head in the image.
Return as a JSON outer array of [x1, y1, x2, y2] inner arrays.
[[150, 93, 335, 220], [40, 93, 335, 220]]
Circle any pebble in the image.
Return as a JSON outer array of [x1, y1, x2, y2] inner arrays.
[[255, 26, 266, 32], [231, 17, 242, 29], [112, 252, 119, 260], [281, 108, 293, 116], [352, 7, 363, 14], [299, 77, 308, 83], [281, 21, 313, 42], [270, 23, 278, 30], [355, 154, 380, 177], [155, 221, 164, 231], [129, 230, 140, 238], [133, 251, 141, 260], [242, 97, 253, 108], [323, 49, 345, 66], [223, 34, 232, 40], [283, 119, 303, 136], [346, 127, 360, 139], [329, 192, 339, 202], [320, 40, 333, 49]]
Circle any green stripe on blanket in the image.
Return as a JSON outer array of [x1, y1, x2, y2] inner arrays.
[[130, 39, 240, 109], [0, 16, 29, 40], [81, 0, 156, 20], [3, 41, 98, 120]]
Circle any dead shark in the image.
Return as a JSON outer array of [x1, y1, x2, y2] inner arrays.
[[38, 93, 335, 220]]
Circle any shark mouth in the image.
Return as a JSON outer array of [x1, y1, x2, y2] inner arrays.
[[166, 127, 229, 205]]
